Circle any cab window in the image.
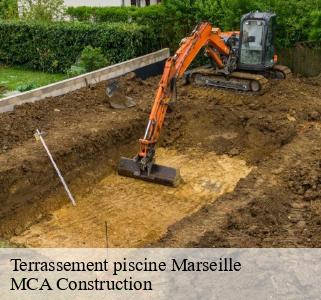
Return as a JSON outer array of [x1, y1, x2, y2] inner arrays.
[[264, 17, 275, 66], [240, 20, 265, 65]]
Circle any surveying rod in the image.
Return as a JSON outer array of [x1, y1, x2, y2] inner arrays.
[[35, 129, 76, 206]]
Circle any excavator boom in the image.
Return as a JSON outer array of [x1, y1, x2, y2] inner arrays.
[[118, 22, 231, 186]]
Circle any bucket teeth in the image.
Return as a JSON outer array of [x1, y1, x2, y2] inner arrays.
[[118, 157, 181, 187]]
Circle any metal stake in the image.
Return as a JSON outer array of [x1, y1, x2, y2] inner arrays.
[[35, 129, 76, 206], [105, 221, 108, 249]]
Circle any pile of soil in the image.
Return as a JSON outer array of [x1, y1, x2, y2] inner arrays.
[[287, 158, 321, 201], [0, 74, 152, 152]]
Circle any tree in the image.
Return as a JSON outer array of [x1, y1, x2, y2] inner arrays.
[[163, 0, 321, 47], [219, 0, 267, 30], [20, 0, 66, 21]]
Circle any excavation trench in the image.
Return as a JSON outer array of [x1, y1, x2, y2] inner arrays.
[[10, 148, 250, 247]]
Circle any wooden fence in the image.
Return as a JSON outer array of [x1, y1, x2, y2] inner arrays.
[[279, 41, 321, 77]]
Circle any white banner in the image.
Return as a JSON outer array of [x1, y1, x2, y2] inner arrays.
[[0, 248, 320, 299]]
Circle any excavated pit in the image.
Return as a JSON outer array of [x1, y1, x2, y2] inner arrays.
[[0, 72, 321, 248], [11, 149, 250, 247]]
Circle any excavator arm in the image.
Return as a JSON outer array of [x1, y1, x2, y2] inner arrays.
[[139, 23, 230, 170], [118, 22, 231, 186]]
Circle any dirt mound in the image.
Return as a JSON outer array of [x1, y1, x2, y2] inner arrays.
[[0, 75, 152, 153], [168, 77, 320, 165], [287, 159, 321, 201]]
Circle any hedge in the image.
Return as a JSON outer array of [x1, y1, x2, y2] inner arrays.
[[66, 5, 172, 48], [67, 1, 321, 49], [0, 20, 159, 72], [66, 5, 165, 23], [66, 6, 136, 23]]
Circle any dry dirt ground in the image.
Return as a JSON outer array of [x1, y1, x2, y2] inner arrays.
[[0, 73, 320, 248]]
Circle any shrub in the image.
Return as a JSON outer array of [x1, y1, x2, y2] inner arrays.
[[67, 46, 109, 76], [131, 5, 171, 48], [66, 6, 95, 22], [17, 82, 38, 92], [67, 6, 134, 23], [269, 0, 321, 47], [20, 0, 66, 21], [94, 6, 136, 23], [66, 65, 86, 77], [77, 46, 108, 72], [0, 20, 158, 72], [66, 5, 170, 47]]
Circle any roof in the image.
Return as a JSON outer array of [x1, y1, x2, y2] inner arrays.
[[241, 11, 276, 22]]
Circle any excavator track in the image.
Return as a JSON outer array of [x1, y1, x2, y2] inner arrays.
[[186, 64, 291, 95], [187, 67, 269, 95], [271, 64, 292, 79]]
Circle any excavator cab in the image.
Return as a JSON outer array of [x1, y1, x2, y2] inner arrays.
[[239, 12, 276, 71]]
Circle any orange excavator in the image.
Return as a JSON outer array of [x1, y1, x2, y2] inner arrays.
[[118, 12, 291, 186]]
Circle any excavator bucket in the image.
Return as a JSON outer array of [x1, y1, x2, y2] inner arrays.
[[106, 81, 136, 109], [118, 157, 181, 187]]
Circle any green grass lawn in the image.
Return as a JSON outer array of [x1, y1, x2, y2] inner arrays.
[[0, 65, 66, 97]]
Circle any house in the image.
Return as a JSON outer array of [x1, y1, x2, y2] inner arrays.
[[64, 0, 160, 7]]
